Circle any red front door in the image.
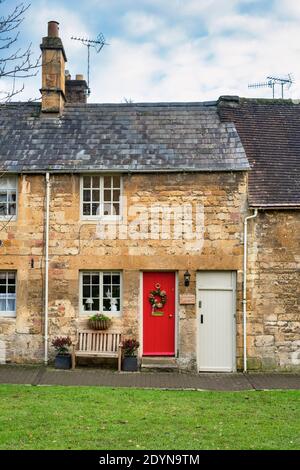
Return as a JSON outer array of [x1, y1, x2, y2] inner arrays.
[[143, 272, 176, 356]]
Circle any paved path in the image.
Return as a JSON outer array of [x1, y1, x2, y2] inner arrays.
[[0, 365, 299, 390]]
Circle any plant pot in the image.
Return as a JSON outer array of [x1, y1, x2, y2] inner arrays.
[[55, 354, 72, 369], [122, 356, 138, 372], [88, 318, 112, 330]]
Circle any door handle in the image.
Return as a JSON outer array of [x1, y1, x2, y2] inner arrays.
[[169, 314, 173, 318], [200, 314, 204, 324]]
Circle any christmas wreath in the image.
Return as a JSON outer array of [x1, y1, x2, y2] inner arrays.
[[149, 283, 167, 310]]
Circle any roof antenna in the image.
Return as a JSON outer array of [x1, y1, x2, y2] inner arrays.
[[71, 33, 109, 95], [248, 74, 294, 99]]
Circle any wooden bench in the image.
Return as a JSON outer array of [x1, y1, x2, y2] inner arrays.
[[72, 330, 122, 372]]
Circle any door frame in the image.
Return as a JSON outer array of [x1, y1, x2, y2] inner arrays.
[[139, 270, 178, 357], [196, 271, 237, 372]]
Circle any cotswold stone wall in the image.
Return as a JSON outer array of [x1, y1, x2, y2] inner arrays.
[[246, 211, 300, 371], [0, 172, 247, 369]]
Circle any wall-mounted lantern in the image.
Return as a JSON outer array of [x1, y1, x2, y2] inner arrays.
[[184, 270, 191, 287]]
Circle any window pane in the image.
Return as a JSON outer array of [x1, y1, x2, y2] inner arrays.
[[112, 286, 120, 297], [0, 285, 6, 294], [92, 176, 100, 188], [7, 273, 15, 283], [6, 177, 17, 190], [0, 298, 6, 311], [103, 286, 112, 298], [92, 203, 100, 216], [83, 176, 91, 188], [8, 204, 16, 215], [113, 190, 120, 201], [0, 204, 6, 216], [0, 273, 6, 283], [92, 190, 100, 202], [82, 275, 91, 285], [103, 203, 111, 216], [102, 298, 111, 311], [113, 203, 120, 215], [92, 275, 99, 284], [83, 286, 90, 298], [92, 285, 99, 297], [83, 203, 91, 216], [0, 193, 7, 202], [104, 176, 112, 188], [113, 176, 120, 188], [103, 274, 111, 284], [8, 192, 16, 202], [8, 285, 15, 294], [112, 274, 120, 285], [7, 298, 15, 312], [104, 190, 111, 202], [83, 190, 90, 202]]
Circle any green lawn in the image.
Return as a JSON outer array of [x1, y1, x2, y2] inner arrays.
[[0, 385, 299, 450]]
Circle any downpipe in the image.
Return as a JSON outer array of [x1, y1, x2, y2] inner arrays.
[[243, 209, 258, 373], [44, 173, 50, 365]]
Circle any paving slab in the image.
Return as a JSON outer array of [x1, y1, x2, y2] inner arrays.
[[0, 365, 299, 391]]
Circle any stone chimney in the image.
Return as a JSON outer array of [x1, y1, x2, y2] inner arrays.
[[65, 73, 89, 103], [40, 21, 67, 113]]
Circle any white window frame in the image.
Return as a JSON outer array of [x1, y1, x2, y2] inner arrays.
[[80, 175, 122, 221], [79, 271, 122, 317], [0, 271, 17, 318], [0, 175, 18, 221]]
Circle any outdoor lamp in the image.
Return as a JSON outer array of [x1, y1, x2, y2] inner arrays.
[[184, 270, 191, 287], [85, 298, 94, 310]]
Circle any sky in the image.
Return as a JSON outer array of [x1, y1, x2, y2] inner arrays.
[[2, 0, 300, 103]]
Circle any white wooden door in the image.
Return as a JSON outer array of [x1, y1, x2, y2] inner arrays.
[[197, 271, 236, 372]]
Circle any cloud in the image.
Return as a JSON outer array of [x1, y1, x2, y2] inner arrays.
[[2, 0, 300, 103]]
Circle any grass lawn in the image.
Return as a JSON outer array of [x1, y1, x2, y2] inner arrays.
[[0, 385, 299, 450]]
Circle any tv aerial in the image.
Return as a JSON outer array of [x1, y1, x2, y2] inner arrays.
[[248, 74, 294, 99], [71, 33, 109, 95]]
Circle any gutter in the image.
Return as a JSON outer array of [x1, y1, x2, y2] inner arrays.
[[243, 208, 258, 373], [44, 172, 50, 365]]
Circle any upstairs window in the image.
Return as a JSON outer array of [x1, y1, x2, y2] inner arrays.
[[80, 271, 121, 315], [81, 175, 121, 218], [0, 176, 17, 218], [0, 272, 16, 317]]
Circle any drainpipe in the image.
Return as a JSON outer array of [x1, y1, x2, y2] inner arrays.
[[243, 209, 258, 373], [44, 173, 51, 365]]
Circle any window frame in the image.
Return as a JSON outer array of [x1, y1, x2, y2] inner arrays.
[[80, 174, 122, 221], [79, 270, 122, 317], [0, 271, 17, 318], [0, 175, 18, 221]]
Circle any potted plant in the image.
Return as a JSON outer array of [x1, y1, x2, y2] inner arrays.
[[122, 338, 140, 372], [88, 313, 112, 330], [51, 336, 72, 369]]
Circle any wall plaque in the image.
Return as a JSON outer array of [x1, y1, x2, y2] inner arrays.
[[179, 294, 196, 305]]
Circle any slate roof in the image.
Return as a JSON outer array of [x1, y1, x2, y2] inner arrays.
[[0, 101, 249, 173], [218, 97, 300, 208]]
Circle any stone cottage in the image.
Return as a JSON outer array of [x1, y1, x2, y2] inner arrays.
[[0, 22, 299, 372]]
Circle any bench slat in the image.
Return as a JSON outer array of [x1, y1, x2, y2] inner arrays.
[[72, 330, 122, 372]]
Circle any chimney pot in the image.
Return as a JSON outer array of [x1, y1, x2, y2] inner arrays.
[[76, 74, 84, 81], [48, 21, 60, 38]]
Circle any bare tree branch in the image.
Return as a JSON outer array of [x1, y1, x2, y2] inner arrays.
[[0, 1, 41, 102]]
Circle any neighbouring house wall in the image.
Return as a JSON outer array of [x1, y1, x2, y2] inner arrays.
[[247, 210, 300, 370], [0, 172, 248, 369]]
